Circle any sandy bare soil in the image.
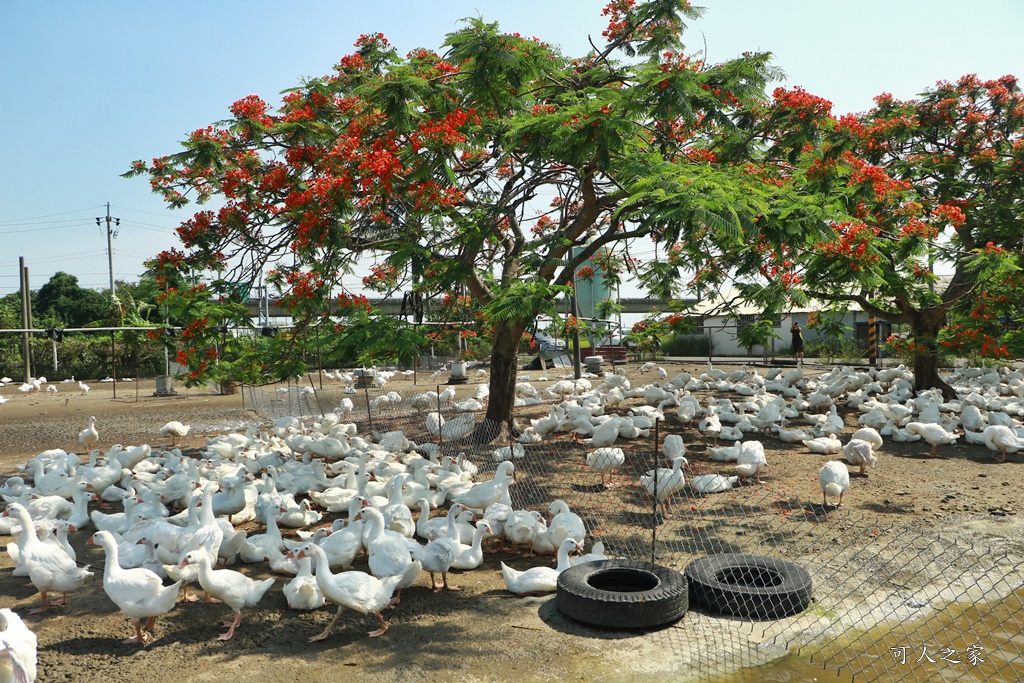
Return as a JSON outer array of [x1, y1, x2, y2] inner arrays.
[[1, 365, 1022, 683]]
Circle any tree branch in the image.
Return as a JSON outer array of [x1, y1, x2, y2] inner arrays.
[[806, 290, 915, 323]]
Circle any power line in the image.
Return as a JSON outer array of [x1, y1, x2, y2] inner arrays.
[[0, 222, 93, 235], [117, 219, 176, 233], [113, 203, 186, 219], [0, 206, 102, 225]]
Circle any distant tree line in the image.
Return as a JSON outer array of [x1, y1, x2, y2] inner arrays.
[[0, 270, 178, 381]]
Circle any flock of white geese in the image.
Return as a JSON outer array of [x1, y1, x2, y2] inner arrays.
[[3, 359, 1024, 679]]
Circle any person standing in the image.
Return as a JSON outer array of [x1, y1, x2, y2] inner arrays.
[[791, 321, 804, 364]]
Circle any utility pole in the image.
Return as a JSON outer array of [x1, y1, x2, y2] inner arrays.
[[96, 202, 120, 300], [19, 257, 32, 381]]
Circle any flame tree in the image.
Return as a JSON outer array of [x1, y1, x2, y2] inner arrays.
[[127, 0, 836, 434], [727, 75, 1024, 398]]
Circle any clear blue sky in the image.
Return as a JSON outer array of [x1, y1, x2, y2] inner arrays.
[[1, 0, 1021, 298]]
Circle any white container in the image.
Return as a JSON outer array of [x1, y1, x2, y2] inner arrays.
[[353, 368, 376, 388]]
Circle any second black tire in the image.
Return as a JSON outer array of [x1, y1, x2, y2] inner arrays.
[[556, 559, 688, 629], [685, 553, 812, 620]]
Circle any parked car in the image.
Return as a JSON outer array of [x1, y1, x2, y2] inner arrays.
[[597, 331, 636, 348], [529, 331, 567, 352]]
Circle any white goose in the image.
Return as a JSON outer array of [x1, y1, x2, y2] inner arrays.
[[850, 427, 884, 450], [282, 555, 325, 611], [640, 456, 688, 518], [89, 530, 181, 644], [504, 510, 543, 551], [451, 461, 514, 511], [298, 543, 420, 641], [78, 416, 99, 452], [412, 529, 461, 592], [982, 425, 1024, 463], [500, 538, 581, 596], [698, 406, 722, 444], [451, 520, 492, 571], [24, 457, 79, 499], [904, 422, 958, 456], [1, 503, 92, 613], [585, 447, 625, 488], [360, 507, 421, 605], [734, 440, 767, 484], [802, 435, 842, 454], [179, 550, 275, 641], [0, 608, 37, 683], [689, 474, 740, 494], [843, 439, 878, 475], [240, 508, 286, 563], [708, 444, 741, 462], [569, 540, 612, 567], [90, 496, 141, 535], [546, 499, 586, 546], [159, 421, 191, 445], [819, 461, 850, 507], [316, 515, 364, 570]]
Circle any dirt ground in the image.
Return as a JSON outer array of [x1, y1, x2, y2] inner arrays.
[[1, 363, 1022, 683]]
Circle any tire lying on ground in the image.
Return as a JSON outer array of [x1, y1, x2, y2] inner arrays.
[[684, 553, 812, 620], [556, 559, 688, 628]]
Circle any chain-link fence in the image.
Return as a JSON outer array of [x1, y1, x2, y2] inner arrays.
[[241, 370, 1024, 683]]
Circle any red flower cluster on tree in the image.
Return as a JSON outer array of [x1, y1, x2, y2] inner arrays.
[[230, 95, 272, 126], [600, 0, 637, 41], [771, 86, 833, 120], [816, 221, 881, 270], [361, 263, 398, 292]]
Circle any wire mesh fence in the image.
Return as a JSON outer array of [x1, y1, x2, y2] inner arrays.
[[241, 368, 1024, 683]]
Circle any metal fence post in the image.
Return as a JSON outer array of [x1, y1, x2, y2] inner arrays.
[[652, 417, 660, 564], [306, 372, 324, 418], [436, 385, 443, 451], [111, 330, 117, 399], [364, 387, 373, 434]]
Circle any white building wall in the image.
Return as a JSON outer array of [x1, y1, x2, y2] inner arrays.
[[700, 311, 866, 357]]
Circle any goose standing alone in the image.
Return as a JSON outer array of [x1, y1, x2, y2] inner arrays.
[[159, 421, 191, 446], [79, 416, 99, 452]]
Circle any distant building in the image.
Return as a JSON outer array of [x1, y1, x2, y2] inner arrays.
[[677, 278, 957, 357]]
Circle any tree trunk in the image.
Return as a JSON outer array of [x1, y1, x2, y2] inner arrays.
[[483, 317, 528, 437], [910, 313, 955, 400]]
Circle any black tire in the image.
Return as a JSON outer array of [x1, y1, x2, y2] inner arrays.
[[556, 559, 688, 629], [685, 553, 812, 620]]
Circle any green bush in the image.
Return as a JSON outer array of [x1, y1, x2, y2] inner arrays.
[[806, 337, 868, 364], [660, 333, 711, 357]]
